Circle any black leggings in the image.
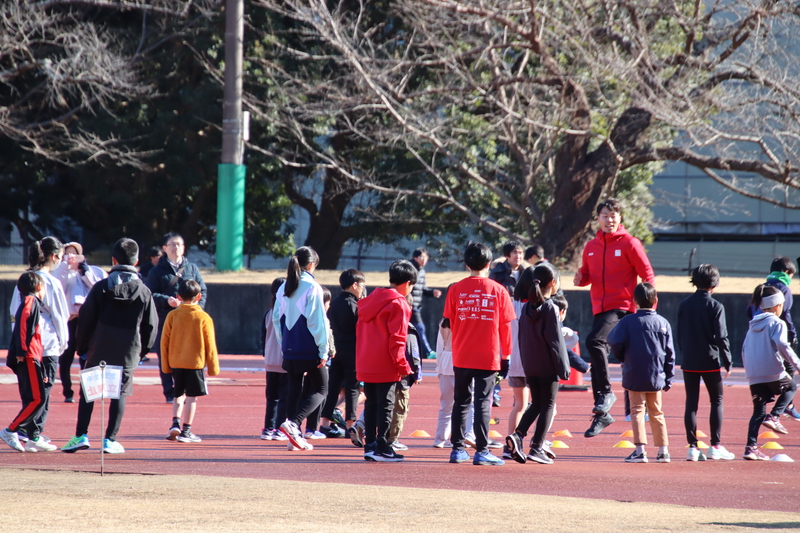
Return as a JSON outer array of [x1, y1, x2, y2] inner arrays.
[[516, 375, 559, 449], [683, 371, 723, 446], [264, 371, 288, 430], [748, 378, 795, 447], [76, 390, 127, 441]]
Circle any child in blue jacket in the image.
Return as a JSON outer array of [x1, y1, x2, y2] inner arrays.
[[608, 283, 675, 464]]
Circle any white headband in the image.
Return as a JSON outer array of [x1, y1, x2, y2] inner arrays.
[[761, 292, 785, 310]]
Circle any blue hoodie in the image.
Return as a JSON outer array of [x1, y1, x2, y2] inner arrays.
[[272, 271, 328, 361]]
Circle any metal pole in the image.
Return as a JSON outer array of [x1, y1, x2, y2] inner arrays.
[[217, 0, 246, 271], [99, 361, 106, 476]]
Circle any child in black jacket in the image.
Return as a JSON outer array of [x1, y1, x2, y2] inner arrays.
[[677, 264, 735, 461]]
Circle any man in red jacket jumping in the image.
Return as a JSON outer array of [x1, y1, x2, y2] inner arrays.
[[573, 199, 655, 438]]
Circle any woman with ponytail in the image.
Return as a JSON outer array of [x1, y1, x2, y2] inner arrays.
[[505, 262, 569, 465], [742, 284, 800, 460], [8, 237, 69, 450], [271, 247, 329, 451]]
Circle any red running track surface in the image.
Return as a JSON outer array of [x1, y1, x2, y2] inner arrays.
[[0, 354, 797, 511]]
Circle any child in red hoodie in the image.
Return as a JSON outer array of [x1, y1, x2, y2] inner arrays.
[[1, 272, 53, 452], [356, 260, 417, 462]]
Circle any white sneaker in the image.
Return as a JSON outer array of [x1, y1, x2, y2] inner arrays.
[[280, 421, 312, 450], [304, 430, 326, 440], [686, 446, 707, 462], [272, 429, 288, 441], [0, 428, 24, 452], [25, 437, 57, 452], [707, 445, 735, 460]]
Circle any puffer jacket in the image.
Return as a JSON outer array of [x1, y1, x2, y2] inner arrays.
[[518, 298, 570, 380]]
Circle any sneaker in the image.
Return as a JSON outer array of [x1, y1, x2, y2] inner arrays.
[[492, 393, 501, 407], [103, 439, 125, 454], [280, 420, 311, 450], [166, 425, 181, 441], [432, 441, 449, 449], [707, 445, 735, 461], [176, 430, 202, 443], [592, 392, 617, 414], [363, 442, 377, 461], [501, 445, 513, 460], [686, 446, 707, 462], [782, 405, 800, 421], [260, 428, 273, 440], [272, 429, 288, 441], [449, 449, 470, 463], [656, 451, 671, 463], [464, 436, 476, 448], [331, 408, 347, 428], [0, 428, 24, 452], [64, 396, 75, 403], [304, 430, 327, 440], [473, 450, 505, 466], [542, 441, 556, 460], [287, 441, 302, 451], [390, 441, 408, 451], [584, 413, 614, 438], [743, 445, 769, 461], [487, 439, 503, 449], [372, 449, 404, 462], [624, 450, 648, 463], [61, 434, 90, 453], [505, 433, 526, 464], [25, 437, 57, 452], [762, 414, 789, 435], [526, 447, 554, 465], [348, 426, 363, 448], [319, 425, 345, 438]]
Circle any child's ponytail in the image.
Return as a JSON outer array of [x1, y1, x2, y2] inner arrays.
[[283, 246, 319, 297], [527, 263, 557, 307], [27, 236, 63, 270], [751, 283, 782, 311]]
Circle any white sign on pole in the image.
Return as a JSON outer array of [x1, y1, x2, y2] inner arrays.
[[80, 365, 123, 402]]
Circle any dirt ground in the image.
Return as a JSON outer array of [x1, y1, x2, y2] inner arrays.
[[0, 265, 763, 294], [4, 468, 799, 533]]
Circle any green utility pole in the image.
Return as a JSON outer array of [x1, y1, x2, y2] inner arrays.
[[216, 0, 246, 271]]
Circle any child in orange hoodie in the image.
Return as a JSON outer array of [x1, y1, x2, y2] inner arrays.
[[162, 279, 219, 443]]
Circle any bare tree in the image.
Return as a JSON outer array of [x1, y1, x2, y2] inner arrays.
[[0, 0, 210, 168], [253, 0, 800, 264]]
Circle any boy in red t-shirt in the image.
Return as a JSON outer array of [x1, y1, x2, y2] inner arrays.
[[443, 243, 515, 466]]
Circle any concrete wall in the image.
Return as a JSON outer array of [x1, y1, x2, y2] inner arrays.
[[0, 279, 790, 366]]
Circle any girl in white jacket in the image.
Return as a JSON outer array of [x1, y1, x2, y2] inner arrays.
[[742, 285, 800, 460]]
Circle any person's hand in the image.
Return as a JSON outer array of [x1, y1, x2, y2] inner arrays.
[[16, 356, 24, 363], [724, 368, 731, 378], [66, 253, 85, 270], [663, 385, 671, 392], [433, 289, 442, 298], [317, 357, 328, 368], [168, 297, 181, 308], [573, 271, 582, 285]]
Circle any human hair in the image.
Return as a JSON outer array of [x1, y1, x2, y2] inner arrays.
[[634, 282, 657, 309], [551, 290, 568, 313], [17, 271, 43, 296], [514, 266, 536, 302], [112, 238, 139, 266], [412, 248, 428, 259], [284, 246, 319, 297], [751, 284, 781, 310], [464, 242, 492, 271], [596, 198, 622, 216], [524, 244, 544, 262], [269, 277, 285, 309], [527, 262, 558, 307], [770, 257, 796, 276], [502, 241, 523, 258], [690, 264, 719, 290], [339, 268, 365, 289], [28, 236, 63, 270], [322, 286, 332, 305], [148, 246, 163, 259], [388, 260, 418, 286], [161, 232, 183, 247], [178, 279, 201, 302]]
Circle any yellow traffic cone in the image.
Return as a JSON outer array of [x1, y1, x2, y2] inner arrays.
[[614, 440, 636, 448], [489, 430, 503, 439], [550, 440, 569, 449], [762, 441, 784, 450]]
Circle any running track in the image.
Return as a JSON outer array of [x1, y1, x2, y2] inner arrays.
[[0, 354, 797, 511]]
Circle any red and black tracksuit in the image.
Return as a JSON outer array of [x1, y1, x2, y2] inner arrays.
[[6, 295, 47, 439]]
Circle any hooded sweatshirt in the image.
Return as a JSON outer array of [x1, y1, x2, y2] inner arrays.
[[10, 269, 69, 357], [77, 265, 159, 373], [575, 225, 655, 315], [355, 287, 412, 383], [518, 298, 570, 380], [742, 311, 800, 386]]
